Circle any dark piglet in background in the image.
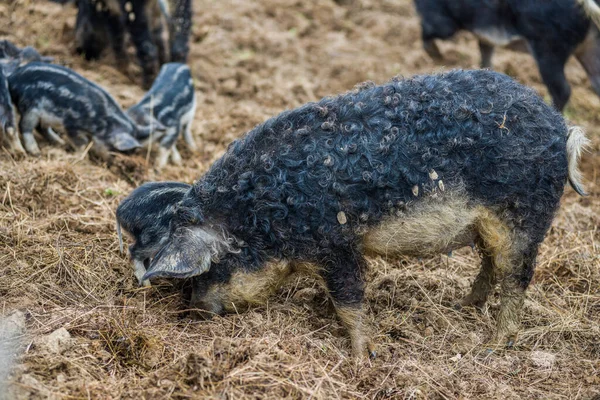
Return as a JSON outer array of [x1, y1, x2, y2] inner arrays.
[[8, 62, 149, 157], [127, 62, 197, 169], [74, 0, 192, 88], [0, 68, 25, 155], [116, 181, 191, 286], [414, 0, 600, 111], [141, 69, 588, 358]]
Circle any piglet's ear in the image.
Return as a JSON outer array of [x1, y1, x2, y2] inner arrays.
[[142, 227, 215, 281], [109, 132, 141, 152], [137, 120, 168, 138]]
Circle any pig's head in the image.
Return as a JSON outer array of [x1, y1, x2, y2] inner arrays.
[[142, 195, 217, 281], [105, 130, 142, 153], [141, 193, 294, 317], [126, 107, 169, 141]]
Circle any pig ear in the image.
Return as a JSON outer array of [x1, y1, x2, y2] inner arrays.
[[108, 132, 141, 152], [136, 120, 168, 139], [142, 227, 216, 281]]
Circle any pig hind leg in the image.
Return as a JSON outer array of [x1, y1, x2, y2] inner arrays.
[[575, 28, 600, 99], [476, 209, 539, 347], [182, 119, 196, 151], [318, 248, 376, 359], [170, 145, 182, 165], [38, 126, 66, 146], [458, 246, 496, 309]]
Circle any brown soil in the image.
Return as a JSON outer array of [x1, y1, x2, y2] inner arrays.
[[1, 0, 599, 398]]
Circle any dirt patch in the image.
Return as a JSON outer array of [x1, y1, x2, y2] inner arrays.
[[1, 0, 599, 398]]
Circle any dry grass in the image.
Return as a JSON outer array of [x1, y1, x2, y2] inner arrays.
[[1, 0, 599, 398]]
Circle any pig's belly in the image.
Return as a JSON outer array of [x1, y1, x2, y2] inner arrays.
[[473, 26, 523, 47], [362, 194, 479, 258]]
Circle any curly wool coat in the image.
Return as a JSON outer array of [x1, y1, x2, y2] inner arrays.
[[176, 69, 566, 265], [143, 69, 583, 356]]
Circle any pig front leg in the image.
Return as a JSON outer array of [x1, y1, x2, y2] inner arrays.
[[18, 111, 42, 156], [168, 0, 192, 63], [105, 10, 129, 71], [123, 0, 159, 88], [156, 128, 179, 169], [319, 249, 376, 359], [530, 41, 571, 111], [478, 40, 494, 69]]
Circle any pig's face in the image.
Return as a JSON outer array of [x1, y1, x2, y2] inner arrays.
[[126, 108, 168, 141], [143, 221, 294, 318]]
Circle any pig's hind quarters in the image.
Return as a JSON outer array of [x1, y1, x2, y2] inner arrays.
[[461, 207, 544, 348]]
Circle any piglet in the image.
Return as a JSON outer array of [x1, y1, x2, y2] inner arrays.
[[127, 62, 197, 169], [0, 68, 24, 155], [7, 62, 154, 157], [116, 181, 191, 286]]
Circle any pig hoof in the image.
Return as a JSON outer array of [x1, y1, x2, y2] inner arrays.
[[456, 295, 486, 310], [141, 279, 151, 287], [354, 339, 377, 360]]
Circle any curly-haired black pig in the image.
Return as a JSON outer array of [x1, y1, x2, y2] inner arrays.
[[414, 0, 600, 111], [141, 69, 588, 358], [7, 62, 151, 157], [116, 181, 191, 286], [126, 62, 196, 169]]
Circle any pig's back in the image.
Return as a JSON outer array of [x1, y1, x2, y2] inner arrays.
[[8, 63, 120, 118], [197, 69, 569, 251]]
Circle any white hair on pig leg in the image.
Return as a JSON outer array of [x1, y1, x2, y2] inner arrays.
[[170, 145, 182, 165], [5, 127, 26, 155], [155, 145, 171, 169]]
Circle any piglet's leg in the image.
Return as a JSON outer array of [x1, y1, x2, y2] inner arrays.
[[19, 111, 41, 156], [319, 249, 376, 359], [170, 145, 182, 165], [156, 128, 179, 168], [40, 127, 66, 146], [4, 126, 26, 156], [182, 121, 196, 151]]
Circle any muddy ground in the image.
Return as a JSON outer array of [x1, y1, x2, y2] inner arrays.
[[0, 0, 599, 398]]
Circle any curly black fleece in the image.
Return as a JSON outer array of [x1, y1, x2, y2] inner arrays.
[[175, 69, 569, 287], [117, 181, 191, 262]]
